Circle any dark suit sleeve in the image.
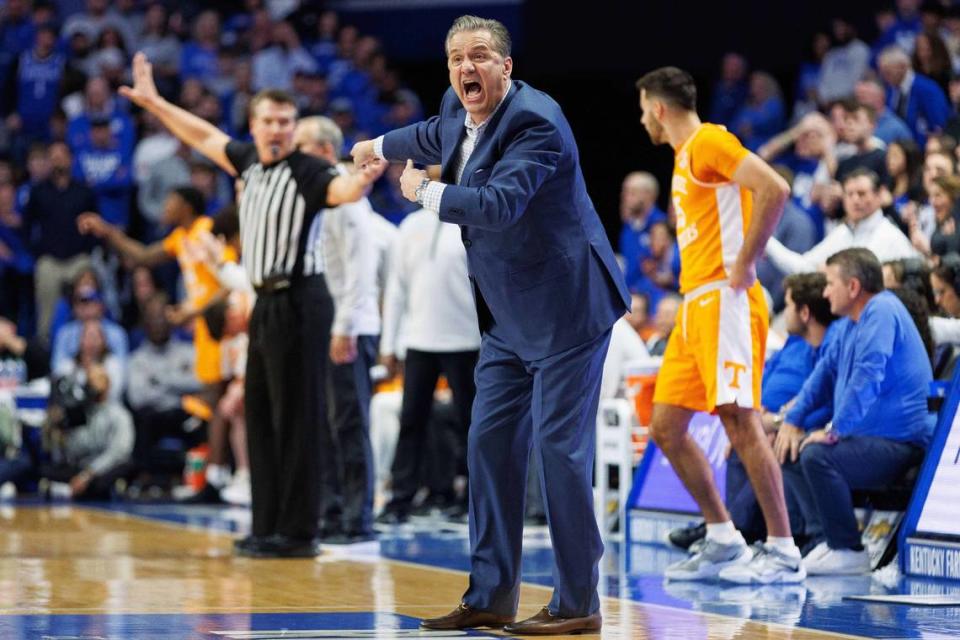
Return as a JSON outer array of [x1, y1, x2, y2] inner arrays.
[[437, 114, 562, 231], [381, 115, 444, 165]]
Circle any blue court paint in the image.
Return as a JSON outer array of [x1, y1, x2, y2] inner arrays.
[[27, 502, 960, 640], [0, 612, 498, 639]]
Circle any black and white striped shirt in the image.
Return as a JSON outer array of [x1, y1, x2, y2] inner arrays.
[[225, 141, 338, 287]]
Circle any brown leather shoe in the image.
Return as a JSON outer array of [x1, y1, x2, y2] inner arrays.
[[503, 606, 602, 635], [420, 602, 515, 630]]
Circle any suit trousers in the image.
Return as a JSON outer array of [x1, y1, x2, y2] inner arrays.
[[245, 276, 331, 541], [463, 328, 611, 619], [321, 334, 379, 534]]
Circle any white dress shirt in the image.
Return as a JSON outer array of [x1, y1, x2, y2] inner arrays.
[[380, 209, 480, 357], [318, 165, 382, 337], [765, 209, 920, 274], [600, 318, 650, 400]]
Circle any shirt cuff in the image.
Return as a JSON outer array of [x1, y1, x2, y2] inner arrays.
[[421, 181, 446, 212], [373, 136, 386, 160]]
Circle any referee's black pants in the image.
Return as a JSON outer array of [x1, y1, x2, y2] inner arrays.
[[388, 349, 478, 507], [245, 276, 332, 541]]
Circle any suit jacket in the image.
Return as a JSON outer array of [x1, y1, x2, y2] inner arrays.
[[382, 81, 629, 360], [886, 72, 950, 145]]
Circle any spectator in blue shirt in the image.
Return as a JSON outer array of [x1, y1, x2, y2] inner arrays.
[[72, 117, 133, 228], [0, 0, 35, 113], [778, 247, 934, 575], [51, 286, 128, 385], [66, 76, 136, 157], [617, 172, 668, 293], [879, 45, 950, 146], [873, 0, 922, 58], [179, 10, 220, 83], [708, 52, 748, 129], [855, 76, 914, 146], [727, 272, 837, 544], [731, 71, 786, 151], [13, 25, 64, 142]]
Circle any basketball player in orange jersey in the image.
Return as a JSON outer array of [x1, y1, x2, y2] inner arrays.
[[636, 67, 805, 583]]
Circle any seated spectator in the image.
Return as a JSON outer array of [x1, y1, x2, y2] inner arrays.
[[645, 293, 681, 357], [51, 286, 128, 388], [881, 138, 924, 220], [49, 267, 102, 344], [730, 71, 785, 151], [728, 272, 837, 544], [708, 52, 748, 128], [137, 2, 181, 99], [179, 10, 220, 83], [54, 317, 126, 402], [759, 167, 819, 309], [632, 221, 680, 305], [12, 25, 65, 146], [913, 29, 952, 95], [251, 20, 317, 91], [0, 181, 32, 329], [778, 248, 934, 575], [760, 112, 836, 239], [618, 171, 668, 292], [0, 315, 48, 386], [72, 116, 134, 228], [128, 293, 202, 481], [43, 362, 134, 500], [883, 257, 935, 310], [818, 17, 870, 105], [855, 75, 914, 145], [625, 292, 656, 342], [765, 169, 919, 275], [793, 31, 830, 118], [929, 253, 960, 345], [925, 133, 957, 156], [65, 76, 136, 156], [834, 100, 888, 184], [878, 45, 950, 146], [910, 174, 960, 259]]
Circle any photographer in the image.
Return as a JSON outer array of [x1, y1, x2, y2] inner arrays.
[[44, 363, 134, 499]]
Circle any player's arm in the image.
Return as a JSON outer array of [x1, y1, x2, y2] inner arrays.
[[729, 154, 789, 289], [120, 53, 235, 176], [76, 212, 170, 266]]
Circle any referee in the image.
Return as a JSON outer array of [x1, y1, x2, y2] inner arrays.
[[121, 53, 385, 557]]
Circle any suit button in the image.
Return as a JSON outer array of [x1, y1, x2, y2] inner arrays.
[[451, 208, 463, 215], [463, 239, 473, 247]]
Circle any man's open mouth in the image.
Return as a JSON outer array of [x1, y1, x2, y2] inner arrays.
[[463, 80, 482, 98]]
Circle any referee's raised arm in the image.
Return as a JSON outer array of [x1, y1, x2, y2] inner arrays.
[[120, 52, 235, 176]]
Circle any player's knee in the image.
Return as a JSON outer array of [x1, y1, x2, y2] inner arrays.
[[649, 418, 682, 453]]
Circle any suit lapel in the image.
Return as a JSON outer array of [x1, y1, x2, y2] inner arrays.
[[441, 109, 466, 182]]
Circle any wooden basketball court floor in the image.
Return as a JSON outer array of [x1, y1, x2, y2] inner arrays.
[[1, 502, 958, 639]]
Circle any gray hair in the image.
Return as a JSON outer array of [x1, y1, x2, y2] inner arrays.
[[624, 171, 660, 198], [298, 115, 343, 155], [445, 15, 512, 58], [878, 45, 911, 68]]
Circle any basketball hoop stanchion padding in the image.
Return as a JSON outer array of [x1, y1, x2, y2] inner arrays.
[[899, 367, 960, 581]]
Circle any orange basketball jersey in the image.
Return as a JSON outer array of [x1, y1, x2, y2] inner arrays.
[[671, 123, 752, 293]]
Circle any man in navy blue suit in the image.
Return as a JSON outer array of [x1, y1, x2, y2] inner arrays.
[[352, 15, 629, 636]]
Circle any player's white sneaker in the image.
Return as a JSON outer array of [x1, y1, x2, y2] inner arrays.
[[719, 543, 806, 584], [665, 538, 753, 580]]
